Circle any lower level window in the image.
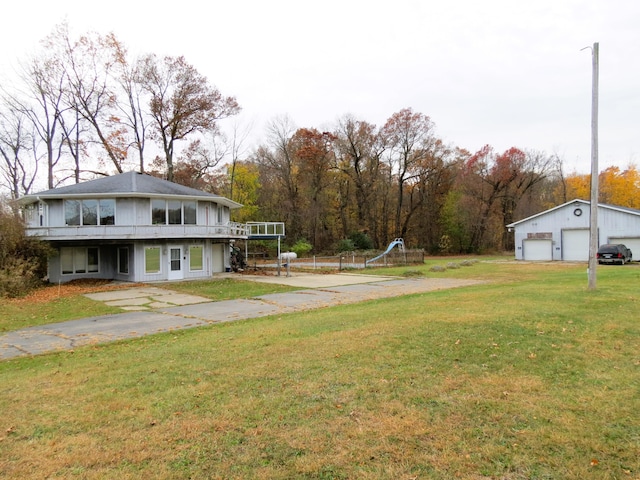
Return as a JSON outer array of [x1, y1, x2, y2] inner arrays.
[[118, 247, 129, 274], [189, 245, 203, 271], [61, 247, 99, 275], [145, 247, 161, 274]]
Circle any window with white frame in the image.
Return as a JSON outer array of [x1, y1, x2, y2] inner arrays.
[[65, 199, 115, 226], [145, 247, 161, 274], [184, 201, 196, 224], [151, 199, 166, 225], [60, 247, 99, 275], [151, 200, 197, 225], [189, 245, 203, 271]]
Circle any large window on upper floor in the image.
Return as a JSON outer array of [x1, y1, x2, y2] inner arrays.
[[151, 200, 197, 225], [65, 199, 115, 226]]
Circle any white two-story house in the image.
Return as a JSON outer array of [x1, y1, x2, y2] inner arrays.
[[19, 171, 276, 283]]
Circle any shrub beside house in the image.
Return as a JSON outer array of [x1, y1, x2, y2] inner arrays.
[[0, 206, 53, 297]]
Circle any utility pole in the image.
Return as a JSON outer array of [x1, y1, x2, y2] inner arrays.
[[585, 42, 599, 290]]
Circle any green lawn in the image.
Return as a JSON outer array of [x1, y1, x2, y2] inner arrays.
[[0, 278, 298, 333], [1, 261, 639, 479], [1, 295, 122, 333]]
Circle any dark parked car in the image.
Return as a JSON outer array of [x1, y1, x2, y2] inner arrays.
[[597, 244, 633, 265]]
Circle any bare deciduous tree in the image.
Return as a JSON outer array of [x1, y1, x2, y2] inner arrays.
[[113, 46, 148, 173], [51, 25, 127, 173], [380, 108, 438, 238], [138, 54, 240, 182], [0, 103, 38, 199], [11, 51, 67, 188]]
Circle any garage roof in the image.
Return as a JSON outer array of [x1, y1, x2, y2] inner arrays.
[[507, 199, 640, 228]]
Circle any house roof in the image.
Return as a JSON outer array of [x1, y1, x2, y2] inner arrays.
[[19, 171, 242, 209], [507, 198, 640, 227]]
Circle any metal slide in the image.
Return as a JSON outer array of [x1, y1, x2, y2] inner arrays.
[[365, 238, 405, 266]]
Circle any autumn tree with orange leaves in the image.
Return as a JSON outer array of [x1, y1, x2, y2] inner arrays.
[[557, 165, 640, 209]]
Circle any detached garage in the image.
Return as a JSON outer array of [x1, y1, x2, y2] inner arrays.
[[507, 199, 640, 262]]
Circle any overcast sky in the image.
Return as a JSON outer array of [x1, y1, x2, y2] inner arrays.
[[1, 0, 638, 174]]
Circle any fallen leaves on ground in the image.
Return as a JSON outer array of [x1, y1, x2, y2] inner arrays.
[[6, 280, 145, 305]]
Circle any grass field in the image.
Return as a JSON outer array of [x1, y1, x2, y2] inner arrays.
[[1, 260, 639, 479]]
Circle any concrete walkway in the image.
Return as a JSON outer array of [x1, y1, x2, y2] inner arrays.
[[0, 274, 482, 360], [84, 286, 212, 311]]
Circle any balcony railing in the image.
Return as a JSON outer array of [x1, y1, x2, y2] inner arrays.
[[25, 222, 285, 242], [25, 222, 252, 241], [246, 222, 285, 238]]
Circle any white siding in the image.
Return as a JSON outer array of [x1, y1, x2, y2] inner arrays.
[[512, 201, 640, 261], [47, 199, 65, 227], [198, 201, 210, 225], [115, 198, 135, 225], [135, 198, 150, 225]]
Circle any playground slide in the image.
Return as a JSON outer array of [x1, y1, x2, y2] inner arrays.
[[365, 238, 405, 266]]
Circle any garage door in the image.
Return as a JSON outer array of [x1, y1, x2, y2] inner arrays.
[[523, 239, 553, 261], [609, 237, 640, 262], [562, 229, 590, 261]]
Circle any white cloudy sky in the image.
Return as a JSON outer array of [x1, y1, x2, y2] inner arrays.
[[1, 0, 638, 173]]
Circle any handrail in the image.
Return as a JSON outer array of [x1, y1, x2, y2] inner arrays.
[[24, 221, 285, 240], [246, 222, 286, 237]]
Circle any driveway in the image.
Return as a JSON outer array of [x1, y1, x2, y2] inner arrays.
[[1, 274, 482, 360]]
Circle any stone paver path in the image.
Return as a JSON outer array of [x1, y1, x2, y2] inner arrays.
[[84, 286, 211, 311]]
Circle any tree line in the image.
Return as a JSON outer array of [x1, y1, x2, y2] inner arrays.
[[2, 24, 640, 255]]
